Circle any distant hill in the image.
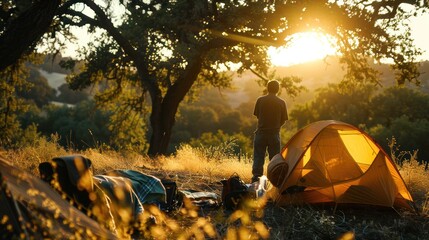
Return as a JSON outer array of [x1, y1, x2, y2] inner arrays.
[[38, 69, 67, 96], [224, 56, 429, 110], [274, 56, 344, 89]]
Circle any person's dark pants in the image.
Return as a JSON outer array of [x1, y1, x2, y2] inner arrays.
[[252, 131, 280, 182]]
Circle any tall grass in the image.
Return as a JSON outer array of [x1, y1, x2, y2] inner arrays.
[[167, 144, 253, 180], [399, 156, 429, 212]]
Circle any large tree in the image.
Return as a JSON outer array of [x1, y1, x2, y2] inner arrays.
[[51, 0, 428, 156]]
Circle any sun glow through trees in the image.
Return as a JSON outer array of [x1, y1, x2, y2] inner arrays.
[[268, 32, 337, 67]]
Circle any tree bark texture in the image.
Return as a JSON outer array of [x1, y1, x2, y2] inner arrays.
[[0, 0, 61, 71], [148, 56, 204, 156]]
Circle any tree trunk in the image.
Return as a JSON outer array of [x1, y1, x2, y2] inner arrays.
[[0, 0, 61, 71], [147, 56, 203, 156], [146, 92, 180, 156]]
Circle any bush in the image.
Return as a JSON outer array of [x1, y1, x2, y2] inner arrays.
[[189, 130, 252, 161]]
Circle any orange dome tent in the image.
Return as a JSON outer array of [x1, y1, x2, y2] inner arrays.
[[267, 120, 415, 211]]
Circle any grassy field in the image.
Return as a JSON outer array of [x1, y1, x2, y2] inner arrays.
[[2, 139, 429, 239]]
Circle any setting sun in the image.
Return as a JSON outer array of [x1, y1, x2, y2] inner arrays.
[[268, 32, 337, 67]]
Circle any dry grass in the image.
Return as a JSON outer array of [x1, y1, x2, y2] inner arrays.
[[2, 142, 429, 239], [155, 144, 253, 181], [399, 160, 429, 211]]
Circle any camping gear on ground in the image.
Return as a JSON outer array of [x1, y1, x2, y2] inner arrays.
[[93, 169, 166, 219], [247, 175, 269, 199], [180, 190, 220, 209], [159, 179, 183, 212], [267, 120, 415, 211], [39, 155, 167, 231], [221, 173, 251, 210], [39, 155, 94, 211], [257, 175, 268, 197], [0, 156, 117, 239]]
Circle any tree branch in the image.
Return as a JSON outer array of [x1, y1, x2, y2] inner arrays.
[[60, 9, 99, 27], [372, 0, 420, 20], [82, 0, 142, 64], [57, 0, 86, 15], [249, 68, 269, 82]]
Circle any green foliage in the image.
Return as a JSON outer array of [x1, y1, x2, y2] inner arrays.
[[174, 103, 247, 138], [16, 67, 56, 108], [189, 130, 252, 160], [280, 120, 298, 147], [4, 53, 149, 153], [369, 87, 429, 127], [170, 89, 256, 153], [56, 83, 90, 104], [33, 100, 111, 150], [10, 123, 40, 149], [0, 61, 31, 148], [368, 116, 429, 164], [106, 104, 149, 153], [67, 39, 127, 92], [367, 87, 429, 163], [175, 105, 220, 137], [254, 70, 307, 99], [290, 84, 375, 129]]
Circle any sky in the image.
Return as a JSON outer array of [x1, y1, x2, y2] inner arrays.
[[409, 14, 429, 61]]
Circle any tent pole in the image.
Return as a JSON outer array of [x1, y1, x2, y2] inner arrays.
[[391, 207, 401, 216], [333, 202, 338, 214], [412, 201, 421, 216]]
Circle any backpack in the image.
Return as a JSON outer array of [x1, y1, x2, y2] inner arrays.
[[221, 173, 250, 210], [159, 179, 183, 212], [38, 155, 94, 210]]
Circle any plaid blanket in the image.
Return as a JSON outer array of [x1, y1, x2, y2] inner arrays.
[[94, 170, 166, 217]]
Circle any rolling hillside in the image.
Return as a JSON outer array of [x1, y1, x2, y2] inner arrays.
[[225, 56, 429, 110], [38, 69, 67, 96]]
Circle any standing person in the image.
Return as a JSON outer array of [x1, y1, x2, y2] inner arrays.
[[252, 80, 288, 183]]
